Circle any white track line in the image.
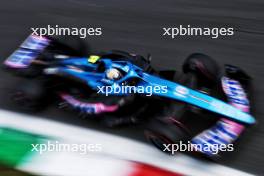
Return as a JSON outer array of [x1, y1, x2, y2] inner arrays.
[[0, 109, 253, 176]]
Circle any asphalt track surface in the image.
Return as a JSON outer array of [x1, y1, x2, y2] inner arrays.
[[0, 0, 263, 175]]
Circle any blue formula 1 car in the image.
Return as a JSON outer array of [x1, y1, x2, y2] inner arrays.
[[4, 34, 256, 157]]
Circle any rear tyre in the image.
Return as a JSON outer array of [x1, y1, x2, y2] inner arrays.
[[49, 35, 90, 57], [11, 79, 49, 111], [15, 65, 43, 78]]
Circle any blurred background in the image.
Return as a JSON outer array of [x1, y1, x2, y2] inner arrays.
[[0, 0, 264, 175]]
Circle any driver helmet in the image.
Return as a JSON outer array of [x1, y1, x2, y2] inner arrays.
[[106, 68, 122, 80]]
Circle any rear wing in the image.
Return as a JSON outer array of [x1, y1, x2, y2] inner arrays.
[[4, 35, 50, 69]]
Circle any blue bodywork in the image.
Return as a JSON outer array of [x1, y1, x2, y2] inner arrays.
[[46, 57, 255, 125], [4, 34, 255, 125]]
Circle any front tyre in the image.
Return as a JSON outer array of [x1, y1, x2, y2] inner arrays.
[[145, 119, 190, 154], [182, 53, 220, 83]]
